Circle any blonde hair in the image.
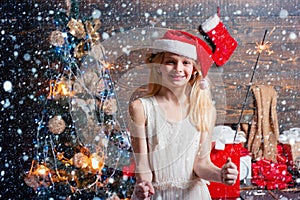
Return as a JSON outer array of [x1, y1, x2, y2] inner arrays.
[[145, 52, 216, 132]]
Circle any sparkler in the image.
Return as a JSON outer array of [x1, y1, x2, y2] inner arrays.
[[255, 41, 273, 55], [246, 27, 274, 55], [288, 56, 298, 64], [233, 29, 269, 142]]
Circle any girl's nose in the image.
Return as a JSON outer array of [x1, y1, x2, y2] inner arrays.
[[174, 62, 183, 72]]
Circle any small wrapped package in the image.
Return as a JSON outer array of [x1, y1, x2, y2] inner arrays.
[[208, 126, 245, 198]]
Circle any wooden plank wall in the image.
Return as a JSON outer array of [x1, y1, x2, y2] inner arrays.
[[4, 0, 299, 132], [90, 0, 299, 132]]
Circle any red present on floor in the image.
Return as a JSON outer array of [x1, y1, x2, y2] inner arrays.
[[251, 158, 293, 190], [208, 143, 242, 198], [279, 143, 300, 167]]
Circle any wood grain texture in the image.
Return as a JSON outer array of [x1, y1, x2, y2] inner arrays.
[[101, 0, 299, 131], [5, 0, 299, 132]]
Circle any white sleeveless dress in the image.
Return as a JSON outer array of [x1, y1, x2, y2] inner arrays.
[[139, 97, 212, 200]]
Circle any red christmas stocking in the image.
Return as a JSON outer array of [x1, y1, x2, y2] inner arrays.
[[202, 14, 238, 66]]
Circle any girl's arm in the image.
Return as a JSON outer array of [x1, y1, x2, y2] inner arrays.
[[129, 99, 155, 198], [193, 109, 238, 185], [193, 154, 238, 185]]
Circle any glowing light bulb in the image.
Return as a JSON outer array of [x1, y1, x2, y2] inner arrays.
[[255, 41, 273, 55], [89, 153, 104, 170], [36, 165, 49, 175]]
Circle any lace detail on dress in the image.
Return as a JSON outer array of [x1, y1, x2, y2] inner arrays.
[[153, 177, 202, 190], [138, 97, 212, 199]]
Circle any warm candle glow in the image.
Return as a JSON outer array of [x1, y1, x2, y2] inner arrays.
[[255, 41, 273, 55], [48, 79, 74, 99], [89, 153, 104, 170], [35, 165, 49, 176]]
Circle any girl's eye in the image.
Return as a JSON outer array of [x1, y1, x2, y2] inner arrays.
[[183, 60, 191, 65], [165, 60, 176, 65]]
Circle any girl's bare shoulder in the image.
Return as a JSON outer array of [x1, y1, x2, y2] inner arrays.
[[129, 99, 146, 124]]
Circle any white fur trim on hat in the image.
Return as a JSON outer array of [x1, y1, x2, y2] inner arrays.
[[202, 14, 220, 33], [153, 39, 197, 60]]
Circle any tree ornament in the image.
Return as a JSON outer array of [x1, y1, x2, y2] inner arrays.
[[103, 98, 118, 115], [48, 115, 66, 134], [67, 18, 86, 39], [68, 18, 102, 58], [89, 42, 106, 62], [72, 152, 89, 169], [24, 173, 40, 190], [25, 0, 134, 197], [49, 30, 65, 46]]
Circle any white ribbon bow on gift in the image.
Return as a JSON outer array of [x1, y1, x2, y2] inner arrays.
[[278, 127, 300, 145], [212, 125, 247, 150]]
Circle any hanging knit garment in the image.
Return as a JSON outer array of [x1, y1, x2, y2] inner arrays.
[[247, 85, 280, 162]]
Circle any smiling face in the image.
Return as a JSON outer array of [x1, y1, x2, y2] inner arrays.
[[159, 52, 195, 88]]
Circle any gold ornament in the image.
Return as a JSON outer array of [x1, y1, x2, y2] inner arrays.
[[103, 98, 117, 115], [73, 152, 89, 169], [85, 19, 101, 43], [68, 18, 102, 58], [48, 115, 66, 134], [49, 30, 65, 46], [72, 82, 84, 94], [24, 174, 40, 190], [78, 145, 91, 156], [67, 18, 86, 39], [82, 70, 100, 94], [74, 40, 86, 58]]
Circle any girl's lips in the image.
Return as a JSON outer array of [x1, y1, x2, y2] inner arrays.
[[170, 74, 185, 81], [170, 74, 185, 78]]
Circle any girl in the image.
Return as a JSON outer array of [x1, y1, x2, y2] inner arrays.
[[129, 26, 238, 200]]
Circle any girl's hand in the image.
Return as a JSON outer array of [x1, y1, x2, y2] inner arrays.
[[133, 180, 155, 200], [220, 158, 238, 185]]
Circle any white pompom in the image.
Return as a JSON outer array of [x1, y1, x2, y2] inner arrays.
[[199, 78, 209, 89]]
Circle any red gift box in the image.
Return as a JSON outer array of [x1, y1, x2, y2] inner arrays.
[[208, 143, 242, 198], [122, 161, 135, 177], [279, 143, 300, 167], [251, 158, 293, 190]]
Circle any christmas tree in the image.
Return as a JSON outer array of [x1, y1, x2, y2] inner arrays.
[[23, 0, 135, 199]]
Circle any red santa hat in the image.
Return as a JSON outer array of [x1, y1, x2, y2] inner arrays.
[[153, 14, 237, 78]]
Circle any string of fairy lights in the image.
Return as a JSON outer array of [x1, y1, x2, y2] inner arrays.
[[24, 0, 134, 198]]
